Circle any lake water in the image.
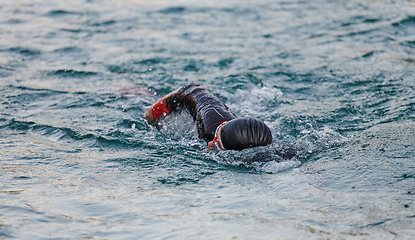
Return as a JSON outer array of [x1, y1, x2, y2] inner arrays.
[[1, 0, 415, 239]]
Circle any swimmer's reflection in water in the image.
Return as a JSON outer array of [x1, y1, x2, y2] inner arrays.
[[145, 83, 296, 158]]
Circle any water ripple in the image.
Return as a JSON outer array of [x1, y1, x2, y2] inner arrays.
[[1, 0, 415, 239]]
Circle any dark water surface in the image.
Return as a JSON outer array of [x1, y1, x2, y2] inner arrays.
[[1, 0, 415, 239]]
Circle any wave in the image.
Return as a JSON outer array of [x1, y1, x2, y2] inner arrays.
[[43, 10, 82, 17], [0, 47, 41, 56], [49, 69, 98, 77], [392, 16, 415, 27], [0, 118, 148, 151]]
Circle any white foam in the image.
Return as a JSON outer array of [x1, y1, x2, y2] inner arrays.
[[209, 145, 301, 173], [252, 159, 301, 173], [227, 85, 283, 117]]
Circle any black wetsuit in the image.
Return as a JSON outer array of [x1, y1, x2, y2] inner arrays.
[[164, 83, 236, 142]]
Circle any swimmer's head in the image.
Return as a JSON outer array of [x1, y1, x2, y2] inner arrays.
[[219, 117, 272, 150]]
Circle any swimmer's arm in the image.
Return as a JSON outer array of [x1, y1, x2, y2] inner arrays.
[[145, 89, 179, 124]]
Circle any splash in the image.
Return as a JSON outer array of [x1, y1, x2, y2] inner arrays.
[[208, 145, 299, 173], [157, 111, 199, 141], [226, 85, 283, 117], [252, 159, 301, 173], [293, 126, 349, 159]]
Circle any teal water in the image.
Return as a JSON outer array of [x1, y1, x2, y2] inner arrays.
[[1, 0, 415, 239]]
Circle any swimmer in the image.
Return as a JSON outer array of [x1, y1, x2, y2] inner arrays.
[[145, 83, 272, 151]]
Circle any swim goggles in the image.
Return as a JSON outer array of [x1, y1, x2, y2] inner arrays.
[[213, 121, 228, 151]]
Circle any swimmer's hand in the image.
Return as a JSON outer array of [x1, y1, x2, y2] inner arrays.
[[145, 107, 157, 123]]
